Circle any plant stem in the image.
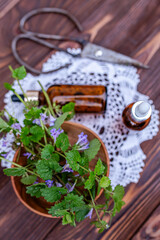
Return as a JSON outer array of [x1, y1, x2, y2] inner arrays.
[[14, 91, 28, 108], [79, 165, 90, 173], [0, 157, 39, 177], [89, 189, 101, 222], [17, 79, 28, 100], [4, 109, 13, 119], [38, 81, 55, 117], [40, 118, 47, 145], [38, 142, 45, 147], [24, 146, 35, 155], [44, 125, 53, 138], [55, 175, 66, 188], [54, 150, 66, 158], [55, 174, 89, 202], [25, 163, 33, 168]]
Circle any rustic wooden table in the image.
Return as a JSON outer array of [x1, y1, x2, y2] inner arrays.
[[0, 0, 160, 240]]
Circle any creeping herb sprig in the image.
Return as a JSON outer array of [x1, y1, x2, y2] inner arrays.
[[0, 66, 125, 233]]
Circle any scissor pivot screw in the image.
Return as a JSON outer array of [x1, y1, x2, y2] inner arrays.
[[95, 49, 103, 57]]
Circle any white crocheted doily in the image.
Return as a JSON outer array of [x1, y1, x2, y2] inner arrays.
[[1, 49, 159, 188]]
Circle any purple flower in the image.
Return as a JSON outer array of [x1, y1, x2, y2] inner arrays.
[[33, 181, 39, 184], [61, 162, 73, 173], [32, 119, 41, 126], [1, 153, 8, 158], [23, 152, 32, 159], [45, 180, 54, 188], [50, 128, 64, 143], [85, 208, 93, 219], [49, 115, 56, 126], [65, 181, 76, 193], [11, 123, 21, 132], [75, 132, 89, 150], [56, 182, 62, 187], [74, 174, 80, 177], [40, 113, 47, 122]]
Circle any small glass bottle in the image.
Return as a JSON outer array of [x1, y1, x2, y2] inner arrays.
[[12, 85, 107, 113], [122, 101, 152, 131]]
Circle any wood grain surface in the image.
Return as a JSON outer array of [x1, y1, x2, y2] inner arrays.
[[0, 1, 160, 240]]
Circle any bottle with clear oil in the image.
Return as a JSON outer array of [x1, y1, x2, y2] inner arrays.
[[122, 101, 152, 131]]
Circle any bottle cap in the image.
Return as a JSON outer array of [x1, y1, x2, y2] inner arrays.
[[25, 91, 39, 102], [131, 101, 152, 122], [11, 91, 39, 103]]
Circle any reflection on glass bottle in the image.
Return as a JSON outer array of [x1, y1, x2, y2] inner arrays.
[[122, 101, 152, 131], [12, 85, 107, 113]]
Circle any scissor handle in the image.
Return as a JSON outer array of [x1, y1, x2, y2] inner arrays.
[[19, 7, 85, 45], [11, 34, 72, 74]]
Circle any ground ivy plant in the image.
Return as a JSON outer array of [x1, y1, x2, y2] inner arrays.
[[0, 66, 125, 233]]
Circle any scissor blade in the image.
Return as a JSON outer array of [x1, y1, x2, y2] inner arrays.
[[81, 43, 149, 69]]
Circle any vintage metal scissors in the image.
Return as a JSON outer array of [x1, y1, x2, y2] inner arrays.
[[12, 8, 148, 74]]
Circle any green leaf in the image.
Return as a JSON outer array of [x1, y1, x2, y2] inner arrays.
[[25, 107, 41, 119], [112, 200, 125, 216], [65, 150, 81, 171], [4, 82, 15, 92], [47, 153, 62, 172], [78, 155, 89, 176], [41, 144, 55, 160], [112, 185, 125, 216], [50, 160, 62, 173], [0, 117, 9, 129], [21, 125, 44, 145], [36, 159, 53, 180], [104, 185, 112, 200], [94, 158, 105, 176], [98, 228, 106, 233], [91, 181, 96, 199], [62, 212, 76, 226], [41, 187, 67, 203], [56, 133, 69, 152], [84, 138, 101, 161], [20, 175, 37, 185], [26, 183, 46, 198], [30, 125, 44, 142], [20, 126, 30, 146], [97, 184, 101, 196], [84, 172, 95, 190], [3, 168, 25, 176], [64, 193, 85, 210], [91, 220, 107, 230], [36, 157, 62, 180], [75, 206, 90, 222], [48, 202, 67, 217], [10, 66, 27, 80], [62, 102, 75, 120], [23, 119, 33, 127], [54, 112, 69, 130], [99, 176, 111, 188], [113, 185, 125, 201]]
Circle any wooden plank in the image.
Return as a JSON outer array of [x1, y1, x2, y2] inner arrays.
[[0, 0, 159, 239], [0, 181, 61, 240], [132, 206, 160, 240], [0, 0, 20, 19]]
